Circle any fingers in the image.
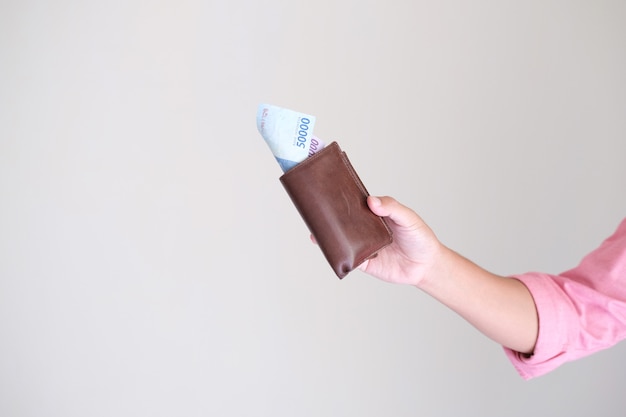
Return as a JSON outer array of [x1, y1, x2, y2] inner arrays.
[[367, 195, 422, 229]]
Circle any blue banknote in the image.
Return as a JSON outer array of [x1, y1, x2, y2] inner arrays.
[[257, 103, 325, 172]]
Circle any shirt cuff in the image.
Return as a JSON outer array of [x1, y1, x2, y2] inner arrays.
[[503, 272, 573, 380]]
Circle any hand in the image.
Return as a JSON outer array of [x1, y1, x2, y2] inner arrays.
[[358, 196, 441, 286], [312, 195, 539, 353]]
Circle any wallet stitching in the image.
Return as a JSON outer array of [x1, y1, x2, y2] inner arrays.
[[339, 151, 394, 267], [340, 152, 369, 198], [340, 151, 393, 238]]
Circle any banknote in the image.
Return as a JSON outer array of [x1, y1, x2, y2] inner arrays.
[[256, 103, 325, 172]]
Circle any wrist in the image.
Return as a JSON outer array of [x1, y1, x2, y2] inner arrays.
[[413, 240, 450, 291]]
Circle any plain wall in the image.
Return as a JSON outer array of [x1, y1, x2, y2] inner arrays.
[[1, 1, 626, 416]]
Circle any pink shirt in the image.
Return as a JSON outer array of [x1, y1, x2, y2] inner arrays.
[[504, 217, 626, 380]]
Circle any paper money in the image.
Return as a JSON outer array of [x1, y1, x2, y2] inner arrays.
[[256, 103, 325, 172]]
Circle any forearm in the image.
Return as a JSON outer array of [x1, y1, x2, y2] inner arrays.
[[417, 244, 539, 354]]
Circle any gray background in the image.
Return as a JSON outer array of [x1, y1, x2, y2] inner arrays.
[[2, 1, 626, 416]]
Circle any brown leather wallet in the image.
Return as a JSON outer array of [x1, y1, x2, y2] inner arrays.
[[280, 142, 393, 278]]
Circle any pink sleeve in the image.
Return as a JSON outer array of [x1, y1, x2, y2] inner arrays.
[[504, 217, 626, 380]]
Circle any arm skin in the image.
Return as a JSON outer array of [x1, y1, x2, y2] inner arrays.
[[360, 196, 539, 355]]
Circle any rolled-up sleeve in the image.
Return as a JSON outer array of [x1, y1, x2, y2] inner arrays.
[[504, 218, 626, 380]]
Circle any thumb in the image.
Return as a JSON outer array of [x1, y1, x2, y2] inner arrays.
[[367, 195, 421, 229]]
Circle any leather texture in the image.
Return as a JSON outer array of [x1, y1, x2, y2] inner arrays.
[[280, 142, 393, 278]]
